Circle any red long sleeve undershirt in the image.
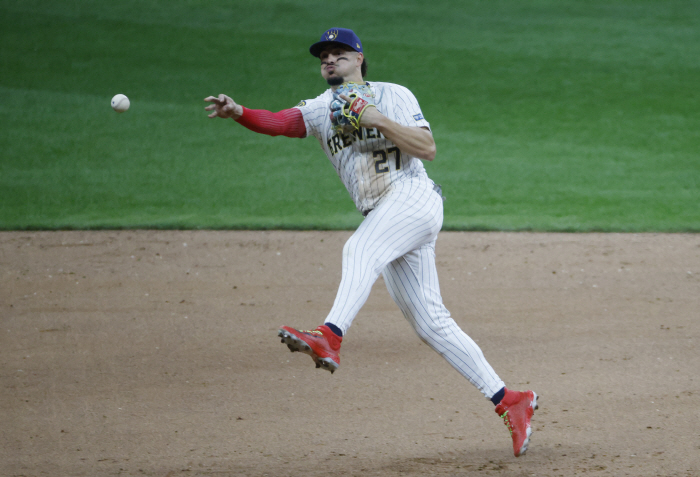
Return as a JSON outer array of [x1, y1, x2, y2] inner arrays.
[[234, 106, 307, 138]]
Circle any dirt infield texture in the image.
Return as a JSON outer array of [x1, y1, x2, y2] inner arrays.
[[2, 230, 699, 477]]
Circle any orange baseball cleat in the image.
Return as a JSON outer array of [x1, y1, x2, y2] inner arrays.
[[495, 389, 539, 457], [278, 325, 342, 374]]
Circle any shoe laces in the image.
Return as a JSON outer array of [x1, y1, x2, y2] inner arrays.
[[499, 410, 514, 436]]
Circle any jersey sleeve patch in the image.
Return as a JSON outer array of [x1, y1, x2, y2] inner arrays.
[[413, 113, 424, 121], [296, 100, 307, 107]]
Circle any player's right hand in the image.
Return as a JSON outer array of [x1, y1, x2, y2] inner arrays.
[[204, 94, 243, 119]]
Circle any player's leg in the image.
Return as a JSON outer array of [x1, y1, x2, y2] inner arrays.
[[279, 178, 443, 371], [382, 243, 539, 457], [325, 179, 444, 334], [381, 241, 506, 399]]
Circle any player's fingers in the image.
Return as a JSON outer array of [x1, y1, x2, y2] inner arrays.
[[338, 94, 351, 102], [208, 110, 220, 118], [204, 96, 220, 103], [204, 104, 216, 111]]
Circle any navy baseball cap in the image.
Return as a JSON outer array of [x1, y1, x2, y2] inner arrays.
[[309, 28, 363, 57]]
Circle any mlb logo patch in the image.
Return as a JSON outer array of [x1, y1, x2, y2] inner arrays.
[[413, 113, 424, 121]]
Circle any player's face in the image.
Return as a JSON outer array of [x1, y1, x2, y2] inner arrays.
[[320, 46, 363, 85]]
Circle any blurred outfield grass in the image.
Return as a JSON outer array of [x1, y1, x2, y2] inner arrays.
[[1, 0, 698, 231]]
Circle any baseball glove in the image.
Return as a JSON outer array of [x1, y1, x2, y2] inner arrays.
[[330, 82, 375, 133]]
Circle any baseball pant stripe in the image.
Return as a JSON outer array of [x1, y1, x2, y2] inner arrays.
[[325, 179, 442, 329], [382, 246, 505, 398]]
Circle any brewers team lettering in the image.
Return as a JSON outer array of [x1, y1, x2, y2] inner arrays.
[[295, 82, 432, 214], [292, 80, 507, 399], [326, 127, 384, 154]]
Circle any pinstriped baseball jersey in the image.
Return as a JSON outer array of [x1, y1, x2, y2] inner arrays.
[[289, 78, 506, 401], [295, 82, 431, 214]]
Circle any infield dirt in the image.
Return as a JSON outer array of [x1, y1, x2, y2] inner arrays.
[[2, 231, 698, 477]]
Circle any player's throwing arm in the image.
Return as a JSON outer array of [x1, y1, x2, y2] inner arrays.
[[204, 94, 242, 120], [202, 27, 539, 459]]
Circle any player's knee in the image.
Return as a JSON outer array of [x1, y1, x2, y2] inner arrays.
[[413, 316, 455, 341], [342, 233, 365, 261], [411, 321, 435, 342], [341, 240, 354, 262]]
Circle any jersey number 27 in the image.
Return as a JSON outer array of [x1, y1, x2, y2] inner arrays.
[[374, 147, 401, 174]]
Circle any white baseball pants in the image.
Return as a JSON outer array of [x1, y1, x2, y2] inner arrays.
[[325, 178, 505, 399]]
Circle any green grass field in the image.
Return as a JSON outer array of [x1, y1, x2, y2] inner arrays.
[[1, 0, 699, 231]]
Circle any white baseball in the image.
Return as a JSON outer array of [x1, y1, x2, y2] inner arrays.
[[111, 94, 130, 113]]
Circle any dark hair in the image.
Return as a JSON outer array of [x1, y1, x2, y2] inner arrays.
[[361, 58, 367, 78]]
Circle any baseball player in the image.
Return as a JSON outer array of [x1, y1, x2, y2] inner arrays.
[[205, 28, 538, 457]]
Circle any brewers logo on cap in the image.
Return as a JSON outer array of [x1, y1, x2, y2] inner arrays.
[[310, 28, 363, 57]]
